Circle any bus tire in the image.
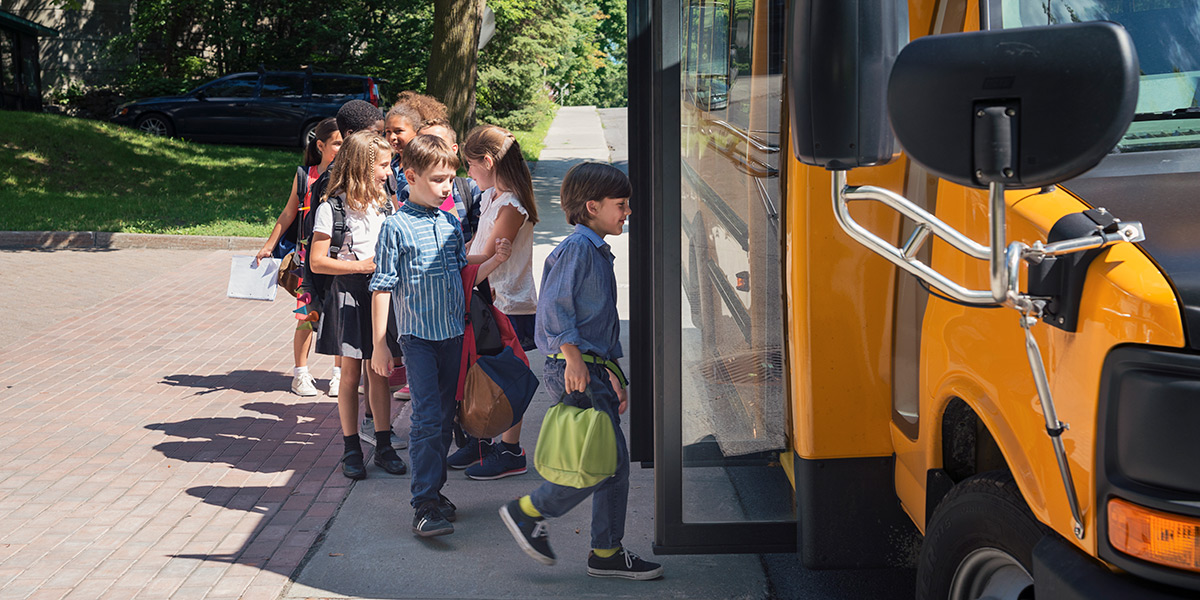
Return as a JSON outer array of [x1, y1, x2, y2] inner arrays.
[[917, 470, 1046, 600]]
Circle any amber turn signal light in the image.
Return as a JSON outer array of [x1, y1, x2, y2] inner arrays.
[[1109, 497, 1200, 573]]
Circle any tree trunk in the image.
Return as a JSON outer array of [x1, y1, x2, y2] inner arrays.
[[427, 0, 485, 135]]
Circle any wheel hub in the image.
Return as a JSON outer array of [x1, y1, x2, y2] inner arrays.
[[949, 547, 1034, 600]]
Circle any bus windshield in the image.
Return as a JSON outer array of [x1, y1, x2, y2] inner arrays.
[[998, 0, 1200, 152]]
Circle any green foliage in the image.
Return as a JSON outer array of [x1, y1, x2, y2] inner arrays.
[[475, 0, 626, 127], [107, 0, 626, 127], [0, 112, 295, 236], [108, 0, 433, 100]]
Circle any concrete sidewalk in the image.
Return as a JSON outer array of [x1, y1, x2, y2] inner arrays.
[[0, 106, 769, 600]]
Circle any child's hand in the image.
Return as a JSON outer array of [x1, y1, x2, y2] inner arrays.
[[493, 238, 512, 263], [254, 247, 272, 264], [359, 258, 377, 274], [371, 345, 393, 378], [565, 357, 590, 395]]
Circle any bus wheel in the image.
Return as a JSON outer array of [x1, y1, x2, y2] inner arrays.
[[917, 470, 1046, 600]]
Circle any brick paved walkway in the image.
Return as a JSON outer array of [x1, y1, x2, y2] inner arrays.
[[0, 250, 350, 600]]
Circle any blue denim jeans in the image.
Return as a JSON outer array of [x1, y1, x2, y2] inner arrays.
[[529, 357, 629, 550], [400, 334, 463, 508]]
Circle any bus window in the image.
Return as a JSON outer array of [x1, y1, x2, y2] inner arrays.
[[678, 0, 792, 523], [995, 0, 1200, 152]]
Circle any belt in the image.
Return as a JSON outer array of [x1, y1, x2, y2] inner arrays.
[[548, 353, 628, 389]]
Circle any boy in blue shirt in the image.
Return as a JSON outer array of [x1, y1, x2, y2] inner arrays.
[[370, 134, 511, 537], [499, 162, 663, 579]]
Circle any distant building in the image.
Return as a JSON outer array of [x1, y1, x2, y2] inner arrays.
[[0, 7, 56, 110], [1, 0, 132, 93]]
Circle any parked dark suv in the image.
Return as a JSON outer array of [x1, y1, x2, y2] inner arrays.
[[111, 70, 383, 147]]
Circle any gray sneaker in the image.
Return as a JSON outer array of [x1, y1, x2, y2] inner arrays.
[[291, 372, 318, 396], [359, 415, 376, 446]]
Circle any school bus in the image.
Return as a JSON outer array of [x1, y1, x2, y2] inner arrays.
[[624, 0, 1200, 597]]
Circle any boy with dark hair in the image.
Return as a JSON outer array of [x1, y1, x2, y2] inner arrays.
[[370, 134, 511, 537], [499, 162, 663, 580]]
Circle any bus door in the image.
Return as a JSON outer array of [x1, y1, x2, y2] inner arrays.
[[631, 0, 795, 553]]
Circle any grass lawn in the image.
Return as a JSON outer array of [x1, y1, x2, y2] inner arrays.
[[0, 112, 298, 237], [0, 109, 558, 236]]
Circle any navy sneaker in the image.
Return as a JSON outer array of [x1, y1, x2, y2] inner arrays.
[[466, 445, 527, 480], [499, 499, 555, 565], [586, 548, 664, 580], [448, 436, 491, 470], [438, 493, 457, 523], [413, 501, 454, 537]]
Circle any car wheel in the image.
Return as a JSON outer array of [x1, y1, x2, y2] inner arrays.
[[301, 121, 319, 148], [917, 471, 1046, 600], [135, 114, 174, 137]]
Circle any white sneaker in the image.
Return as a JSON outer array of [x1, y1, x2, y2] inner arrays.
[[328, 372, 340, 397], [291, 372, 318, 396]]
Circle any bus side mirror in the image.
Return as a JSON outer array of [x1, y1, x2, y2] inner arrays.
[[887, 22, 1139, 189], [788, 0, 906, 169]]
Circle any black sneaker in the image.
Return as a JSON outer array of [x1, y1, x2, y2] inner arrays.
[[586, 548, 664, 580], [413, 501, 454, 537], [438, 493, 457, 522], [448, 437, 491, 470], [341, 449, 366, 480], [499, 499, 555, 565], [373, 444, 408, 475]]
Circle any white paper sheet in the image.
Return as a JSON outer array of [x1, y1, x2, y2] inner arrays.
[[228, 255, 280, 301]]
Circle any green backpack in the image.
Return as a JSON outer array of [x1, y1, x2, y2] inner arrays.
[[533, 400, 618, 489]]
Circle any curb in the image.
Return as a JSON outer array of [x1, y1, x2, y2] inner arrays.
[[0, 231, 267, 251]]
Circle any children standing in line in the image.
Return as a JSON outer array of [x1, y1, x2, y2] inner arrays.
[[256, 118, 343, 397], [309, 131, 407, 481], [449, 125, 540, 481], [500, 162, 662, 580], [369, 134, 512, 537]]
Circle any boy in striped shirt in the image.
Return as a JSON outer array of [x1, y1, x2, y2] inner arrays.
[[370, 134, 511, 537]]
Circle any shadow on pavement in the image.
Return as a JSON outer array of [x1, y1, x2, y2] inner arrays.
[[159, 370, 296, 395], [145, 400, 346, 576]]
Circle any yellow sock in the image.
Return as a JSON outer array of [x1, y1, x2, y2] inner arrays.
[[593, 547, 619, 558], [519, 495, 541, 518]]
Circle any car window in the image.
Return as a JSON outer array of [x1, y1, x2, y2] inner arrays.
[[260, 74, 306, 99], [311, 76, 363, 102], [204, 74, 259, 98]]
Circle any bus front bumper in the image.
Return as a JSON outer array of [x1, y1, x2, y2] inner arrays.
[[1034, 534, 1196, 599]]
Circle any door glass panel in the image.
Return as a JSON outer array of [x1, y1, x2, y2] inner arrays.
[[678, 0, 793, 523]]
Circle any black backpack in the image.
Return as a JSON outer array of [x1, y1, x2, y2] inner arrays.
[[467, 279, 504, 356], [300, 193, 349, 307]]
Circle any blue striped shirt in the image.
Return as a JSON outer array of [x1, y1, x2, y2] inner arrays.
[[534, 224, 622, 361], [370, 202, 468, 341]]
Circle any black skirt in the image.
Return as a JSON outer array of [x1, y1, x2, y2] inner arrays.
[[315, 273, 402, 360]]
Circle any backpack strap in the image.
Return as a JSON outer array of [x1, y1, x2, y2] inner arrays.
[[456, 177, 481, 240], [328, 194, 348, 256], [294, 165, 320, 246]]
